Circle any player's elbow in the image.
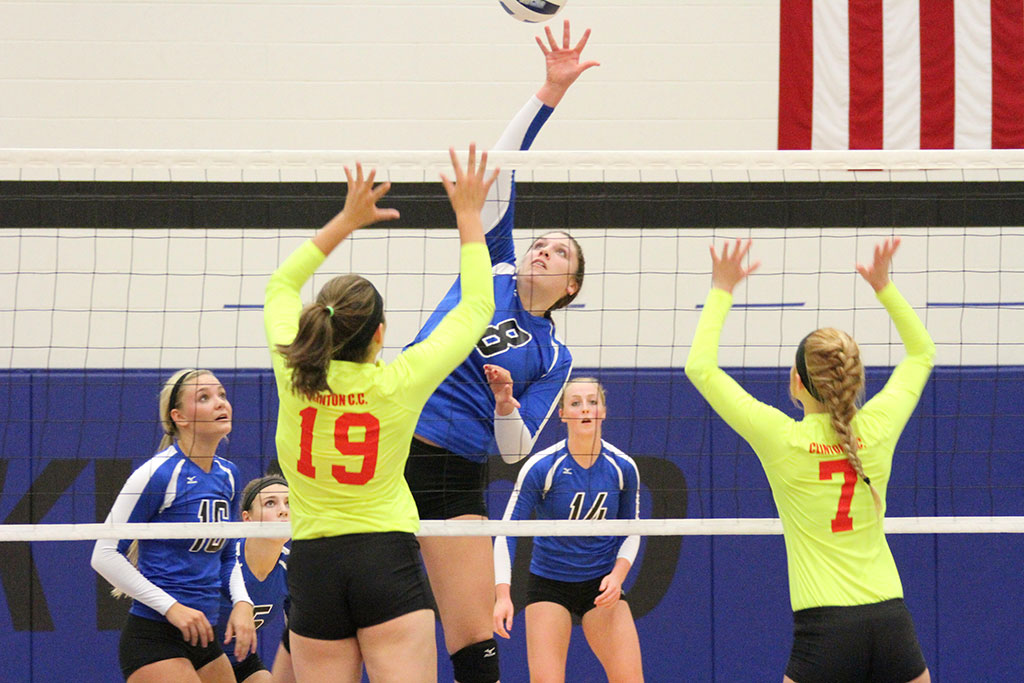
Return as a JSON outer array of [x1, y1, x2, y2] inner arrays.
[[683, 356, 706, 382], [90, 542, 110, 575]]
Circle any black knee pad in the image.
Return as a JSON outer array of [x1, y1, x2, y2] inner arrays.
[[450, 639, 500, 683]]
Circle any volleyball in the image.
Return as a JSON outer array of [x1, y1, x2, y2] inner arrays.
[[498, 0, 568, 23]]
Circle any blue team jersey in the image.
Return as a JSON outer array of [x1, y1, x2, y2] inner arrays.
[[214, 539, 288, 665], [116, 445, 242, 623], [495, 439, 641, 583], [407, 97, 572, 461]]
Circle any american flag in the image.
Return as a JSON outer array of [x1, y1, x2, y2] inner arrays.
[[778, 0, 1024, 149]]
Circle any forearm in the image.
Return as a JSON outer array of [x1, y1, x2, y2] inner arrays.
[[456, 208, 486, 246], [494, 408, 534, 463], [877, 282, 936, 361], [224, 555, 253, 606], [536, 81, 567, 108], [91, 540, 176, 615], [607, 557, 632, 584], [265, 240, 324, 348], [311, 209, 362, 256], [684, 288, 731, 385]]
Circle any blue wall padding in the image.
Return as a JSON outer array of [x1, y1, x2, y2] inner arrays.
[[0, 367, 1021, 681]]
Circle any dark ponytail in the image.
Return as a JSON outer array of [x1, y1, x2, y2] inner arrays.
[[276, 274, 383, 399]]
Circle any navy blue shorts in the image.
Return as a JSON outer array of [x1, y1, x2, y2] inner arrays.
[[119, 613, 225, 679], [405, 438, 487, 519], [287, 532, 433, 641], [785, 598, 927, 683], [526, 572, 624, 623]]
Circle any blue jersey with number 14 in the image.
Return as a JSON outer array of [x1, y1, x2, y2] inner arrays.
[[407, 96, 572, 461], [495, 439, 642, 583]]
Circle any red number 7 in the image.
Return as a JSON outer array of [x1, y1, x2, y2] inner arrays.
[[298, 407, 380, 485], [819, 458, 857, 532]]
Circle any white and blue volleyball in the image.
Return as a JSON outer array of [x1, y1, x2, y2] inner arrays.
[[498, 0, 568, 23]]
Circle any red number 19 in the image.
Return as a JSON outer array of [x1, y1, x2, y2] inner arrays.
[[819, 458, 857, 532], [298, 407, 380, 485]]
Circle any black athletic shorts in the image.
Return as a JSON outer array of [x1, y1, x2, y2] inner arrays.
[[785, 598, 927, 683], [119, 613, 225, 679], [526, 572, 625, 623], [231, 652, 266, 682], [287, 532, 433, 641], [405, 437, 487, 519]]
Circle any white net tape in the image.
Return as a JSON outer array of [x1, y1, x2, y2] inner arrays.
[[3, 517, 1024, 542], [5, 148, 1024, 182]]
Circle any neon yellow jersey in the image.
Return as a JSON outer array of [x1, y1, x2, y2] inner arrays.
[[265, 240, 494, 540], [685, 283, 935, 611]]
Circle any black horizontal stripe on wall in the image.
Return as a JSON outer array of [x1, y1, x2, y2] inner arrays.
[[3, 181, 1024, 229]]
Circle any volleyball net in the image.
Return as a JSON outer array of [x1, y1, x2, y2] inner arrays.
[[1, 148, 1023, 543]]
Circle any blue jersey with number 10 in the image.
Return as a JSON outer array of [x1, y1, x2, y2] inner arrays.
[[113, 445, 242, 623], [407, 96, 572, 461]]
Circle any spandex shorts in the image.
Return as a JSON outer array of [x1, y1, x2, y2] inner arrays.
[[231, 652, 266, 682], [785, 598, 927, 683], [526, 572, 625, 623], [405, 437, 487, 519], [287, 532, 433, 641], [119, 613, 225, 679]]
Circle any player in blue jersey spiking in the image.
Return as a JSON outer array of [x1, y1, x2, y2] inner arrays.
[[492, 377, 644, 682], [403, 21, 599, 683], [212, 474, 292, 683], [92, 369, 256, 682]]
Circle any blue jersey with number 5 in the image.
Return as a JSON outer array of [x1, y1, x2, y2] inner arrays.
[[215, 539, 288, 664]]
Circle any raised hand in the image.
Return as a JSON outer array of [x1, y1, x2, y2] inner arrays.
[[440, 143, 500, 217], [339, 162, 401, 229], [314, 162, 401, 255], [483, 364, 520, 417], [536, 20, 600, 106], [856, 237, 901, 293], [710, 238, 760, 294]]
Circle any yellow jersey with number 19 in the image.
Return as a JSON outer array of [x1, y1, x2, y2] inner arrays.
[[265, 240, 494, 541], [685, 282, 935, 611]]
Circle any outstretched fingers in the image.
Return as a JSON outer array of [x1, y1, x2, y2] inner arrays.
[[545, 23, 559, 51], [856, 236, 901, 291], [573, 27, 592, 54], [710, 238, 759, 294], [442, 144, 500, 211]]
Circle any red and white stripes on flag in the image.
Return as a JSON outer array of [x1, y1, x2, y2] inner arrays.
[[779, 0, 1024, 149]]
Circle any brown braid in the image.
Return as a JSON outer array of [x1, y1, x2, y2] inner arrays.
[[804, 328, 883, 519]]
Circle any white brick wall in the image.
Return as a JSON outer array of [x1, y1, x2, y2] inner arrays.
[[0, 0, 780, 151]]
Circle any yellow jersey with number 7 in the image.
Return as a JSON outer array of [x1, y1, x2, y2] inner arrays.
[[685, 283, 935, 611]]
